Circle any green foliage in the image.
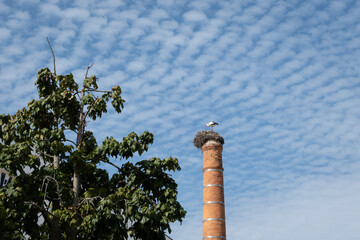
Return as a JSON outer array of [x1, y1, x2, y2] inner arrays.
[[0, 67, 186, 239]]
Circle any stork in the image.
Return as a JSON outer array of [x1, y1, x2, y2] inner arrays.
[[205, 121, 219, 131]]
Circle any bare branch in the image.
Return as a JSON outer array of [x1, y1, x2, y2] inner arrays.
[[46, 37, 56, 76], [84, 63, 94, 79], [75, 91, 82, 101], [39, 151, 59, 169], [41, 176, 63, 206], [83, 109, 90, 123], [78, 196, 103, 206], [77, 196, 103, 213], [87, 89, 111, 93], [102, 159, 122, 171], [42, 151, 54, 158], [65, 138, 76, 145], [63, 127, 78, 135]]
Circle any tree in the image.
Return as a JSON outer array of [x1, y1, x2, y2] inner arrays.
[[0, 62, 186, 239]]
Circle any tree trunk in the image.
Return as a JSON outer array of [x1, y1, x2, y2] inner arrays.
[[41, 208, 62, 240], [49, 220, 62, 240], [73, 69, 87, 206], [53, 155, 59, 169], [73, 109, 84, 206], [73, 169, 80, 205]]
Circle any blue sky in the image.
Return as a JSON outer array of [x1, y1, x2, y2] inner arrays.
[[1, 0, 360, 239]]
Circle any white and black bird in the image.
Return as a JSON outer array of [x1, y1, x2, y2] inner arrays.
[[205, 121, 219, 131]]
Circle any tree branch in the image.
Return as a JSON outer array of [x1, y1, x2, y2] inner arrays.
[[101, 159, 122, 172], [71, 63, 94, 206], [83, 108, 90, 123], [43, 35, 60, 169], [77, 196, 103, 214], [25, 201, 56, 222], [46, 37, 56, 76], [65, 138, 76, 146], [63, 127, 78, 135], [53, 155, 59, 169], [39, 151, 60, 169], [41, 151, 54, 159], [87, 89, 111, 93], [42, 176, 63, 207], [84, 63, 94, 79]]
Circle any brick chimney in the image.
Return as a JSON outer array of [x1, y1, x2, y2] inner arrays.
[[194, 131, 226, 240]]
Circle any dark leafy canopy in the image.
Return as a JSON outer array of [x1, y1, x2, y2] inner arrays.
[[0, 68, 186, 240]]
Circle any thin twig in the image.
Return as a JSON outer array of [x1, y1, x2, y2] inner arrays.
[[65, 138, 77, 145], [87, 89, 111, 93], [46, 37, 56, 76], [102, 159, 122, 171], [83, 109, 90, 122], [77, 196, 103, 210], [84, 63, 94, 79], [42, 151, 54, 158], [62, 127, 78, 135], [77, 196, 103, 216]]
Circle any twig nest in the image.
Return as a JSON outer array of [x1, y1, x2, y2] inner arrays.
[[193, 131, 224, 149]]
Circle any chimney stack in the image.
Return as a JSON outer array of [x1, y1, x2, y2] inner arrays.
[[194, 131, 226, 240]]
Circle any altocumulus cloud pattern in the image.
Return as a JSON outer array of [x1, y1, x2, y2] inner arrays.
[[1, 0, 360, 239]]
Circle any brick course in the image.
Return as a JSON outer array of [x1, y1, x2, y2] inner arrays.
[[203, 171, 224, 186]]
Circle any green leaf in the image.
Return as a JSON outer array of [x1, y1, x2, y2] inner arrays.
[[140, 216, 149, 225]]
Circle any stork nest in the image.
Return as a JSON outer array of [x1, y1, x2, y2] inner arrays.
[[193, 131, 224, 149]]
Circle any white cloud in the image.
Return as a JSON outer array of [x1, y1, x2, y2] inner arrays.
[[0, 27, 11, 42], [0, 1, 10, 13], [149, 8, 169, 19], [157, 0, 175, 8], [183, 10, 207, 22], [117, 9, 140, 20], [127, 59, 147, 73], [327, 1, 348, 15], [227, 171, 360, 240], [40, 3, 61, 16]]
